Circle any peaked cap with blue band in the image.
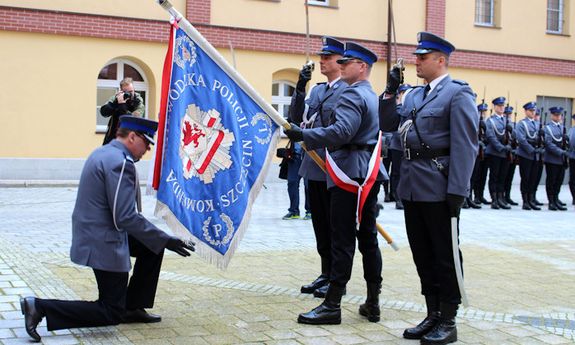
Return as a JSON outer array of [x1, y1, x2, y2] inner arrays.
[[336, 42, 378, 66], [413, 32, 455, 55], [523, 101, 537, 110], [477, 103, 489, 112], [549, 106, 564, 114], [119, 115, 158, 145], [398, 84, 412, 93], [492, 97, 506, 105], [504, 106, 514, 114], [318, 36, 345, 56]]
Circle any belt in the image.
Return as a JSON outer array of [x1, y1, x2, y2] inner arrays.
[[404, 147, 450, 160], [329, 143, 376, 153]]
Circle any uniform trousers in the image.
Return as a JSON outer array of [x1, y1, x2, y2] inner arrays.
[[307, 180, 332, 276], [381, 154, 392, 194], [504, 161, 517, 196], [35, 236, 164, 331], [545, 162, 566, 197], [329, 181, 382, 288], [389, 149, 402, 196], [534, 161, 544, 196], [403, 200, 462, 304], [486, 154, 510, 194], [570, 159, 575, 201], [472, 157, 489, 196], [518, 157, 540, 194]]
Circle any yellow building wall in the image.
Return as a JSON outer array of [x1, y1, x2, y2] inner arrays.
[[445, 0, 575, 60], [211, 0, 425, 44], [0, 0, 186, 21]]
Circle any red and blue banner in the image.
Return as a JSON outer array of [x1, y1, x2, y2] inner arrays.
[[153, 24, 279, 268]]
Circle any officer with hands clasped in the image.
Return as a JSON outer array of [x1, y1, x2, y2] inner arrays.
[[20, 115, 195, 342], [286, 42, 385, 325], [288, 36, 348, 298], [379, 32, 478, 345]]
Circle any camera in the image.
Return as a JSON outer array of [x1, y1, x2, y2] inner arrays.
[[123, 92, 133, 101]]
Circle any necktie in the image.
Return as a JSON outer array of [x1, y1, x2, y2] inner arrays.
[[422, 84, 431, 100]]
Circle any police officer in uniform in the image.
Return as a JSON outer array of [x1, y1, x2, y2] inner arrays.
[[288, 36, 348, 298], [286, 42, 384, 325], [472, 103, 491, 205], [544, 107, 568, 211], [485, 97, 513, 209], [569, 115, 575, 205], [380, 32, 478, 345], [503, 106, 519, 206], [515, 102, 543, 210], [20, 116, 195, 342]]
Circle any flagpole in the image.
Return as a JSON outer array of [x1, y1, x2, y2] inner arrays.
[[156, 0, 397, 251]]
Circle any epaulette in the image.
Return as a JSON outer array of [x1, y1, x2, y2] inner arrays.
[[316, 82, 327, 86], [125, 153, 135, 164], [452, 79, 468, 86]]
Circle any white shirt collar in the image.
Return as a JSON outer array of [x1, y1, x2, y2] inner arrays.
[[328, 77, 341, 88], [427, 73, 449, 93]]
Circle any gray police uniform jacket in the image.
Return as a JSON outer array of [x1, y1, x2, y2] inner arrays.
[[379, 76, 478, 201], [485, 114, 508, 158], [569, 127, 575, 160], [70, 140, 171, 273], [543, 122, 566, 165], [515, 118, 539, 160], [288, 79, 347, 181], [302, 80, 384, 189]]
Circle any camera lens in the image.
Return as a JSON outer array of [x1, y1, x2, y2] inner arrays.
[[123, 92, 132, 100]]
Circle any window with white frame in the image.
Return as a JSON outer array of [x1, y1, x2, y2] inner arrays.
[[96, 59, 149, 132], [475, 0, 494, 26], [547, 0, 564, 34], [308, 0, 329, 6], [271, 81, 295, 119]]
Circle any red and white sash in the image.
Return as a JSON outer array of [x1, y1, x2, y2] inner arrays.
[[325, 131, 382, 229]]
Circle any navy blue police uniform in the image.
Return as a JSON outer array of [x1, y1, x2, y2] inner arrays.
[[288, 37, 348, 295], [502, 106, 519, 206], [380, 32, 478, 344], [544, 107, 568, 210], [471, 103, 490, 205], [515, 102, 543, 210]]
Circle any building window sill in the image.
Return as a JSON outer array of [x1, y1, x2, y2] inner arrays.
[[474, 23, 501, 29], [546, 31, 570, 37]]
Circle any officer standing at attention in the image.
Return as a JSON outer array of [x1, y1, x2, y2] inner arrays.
[[20, 116, 195, 342], [485, 97, 512, 209], [502, 106, 519, 206], [568, 114, 575, 206], [286, 42, 384, 325], [544, 107, 568, 211], [288, 36, 347, 298], [379, 32, 478, 345], [515, 102, 543, 210], [388, 84, 412, 210], [472, 103, 491, 205]]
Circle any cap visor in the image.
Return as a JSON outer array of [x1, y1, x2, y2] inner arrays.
[[143, 134, 155, 145], [336, 57, 354, 64], [413, 48, 434, 55]]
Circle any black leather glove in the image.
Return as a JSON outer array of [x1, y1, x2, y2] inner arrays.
[[503, 145, 512, 153], [165, 237, 195, 257], [384, 65, 404, 95], [505, 123, 513, 132], [446, 193, 465, 218], [284, 123, 304, 142], [296, 64, 313, 92]]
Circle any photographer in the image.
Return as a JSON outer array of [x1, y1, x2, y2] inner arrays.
[[100, 77, 145, 145]]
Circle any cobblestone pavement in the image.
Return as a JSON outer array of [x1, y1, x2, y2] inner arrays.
[[0, 169, 574, 344]]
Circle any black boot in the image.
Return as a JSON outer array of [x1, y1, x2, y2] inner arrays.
[[421, 303, 458, 345], [359, 283, 380, 322], [466, 197, 481, 209], [555, 194, 567, 211], [20, 297, 44, 342], [527, 193, 541, 210], [403, 295, 440, 339], [477, 191, 491, 205], [521, 193, 532, 210], [384, 192, 391, 202], [505, 193, 518, 206], [497, 192, 511, 209], [548, 194, 558, 211], [461, 198, 469, 209], [532, 193, 543, 206], [490, 193, 500, 209], [313, 283, 346, 298], [298, 284, 344, 325], [395, 192, 404, 210], [301, 274, 329, 294], [472, 191, 482, 205]]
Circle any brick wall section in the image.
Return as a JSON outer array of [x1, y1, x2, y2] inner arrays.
[[425, 0, 446, 36], [1, 6, 574, 78], [187, 0, 210, 25]]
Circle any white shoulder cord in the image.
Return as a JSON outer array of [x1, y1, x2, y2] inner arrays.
[[546, 125, 562, 142], [488, 117, 505, 136], [522, 121, 537, 140], [112, 158, 127, 232]]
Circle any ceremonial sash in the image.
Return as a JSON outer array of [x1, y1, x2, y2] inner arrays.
[[325, 131, 382, 229]]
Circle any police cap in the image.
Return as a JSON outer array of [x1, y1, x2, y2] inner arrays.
[[119, 115, 158, 145], [477, 103, 489, 112], [414, 32, 455, 56], [504, 106, 514, 114], [398, 84, 412, 93], [549, 106, 564, 114], [523, 102, 537, 111], [318, 36, 345, 56], [492, 97, 506, 105], [337, 42, 378, 66]]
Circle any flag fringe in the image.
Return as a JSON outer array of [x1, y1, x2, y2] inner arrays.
[[155, 129, 280, 269]]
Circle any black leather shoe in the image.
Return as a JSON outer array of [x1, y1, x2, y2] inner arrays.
[[467, 197, 481, 209], [533, 197, 543, 206], [313, 284, 346, 298], [298, 285, 344, 325], [20, 297, 43, 342], [403, 311, 440, 339], [479, 196, 491, 205], [505, 196, 518, 206], [358, 283, 380, 322], [420, 319, 457, 344], [301, 275, 329, 294], [122, 309, 162, 323]]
